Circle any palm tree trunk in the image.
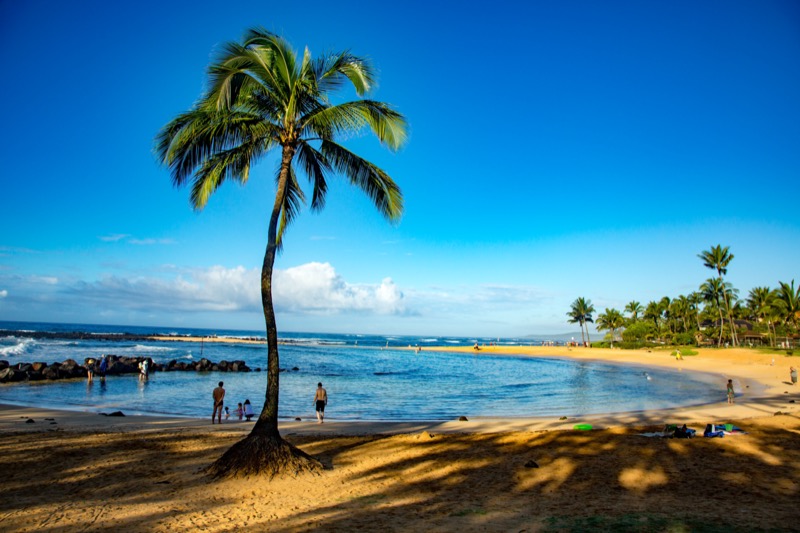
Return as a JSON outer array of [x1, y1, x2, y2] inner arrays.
[[208, 145, 322, 479]]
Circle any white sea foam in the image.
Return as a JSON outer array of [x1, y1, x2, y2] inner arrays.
[[0, 337, 36, 357]]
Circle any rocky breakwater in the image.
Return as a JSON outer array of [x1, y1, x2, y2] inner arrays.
[[0, 355, 255, 383]]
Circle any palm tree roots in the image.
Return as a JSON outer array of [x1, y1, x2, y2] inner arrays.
[[208, 433, 323, 479]]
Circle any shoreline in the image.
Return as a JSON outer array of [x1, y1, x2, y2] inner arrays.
[[2, 345, 797, 435]]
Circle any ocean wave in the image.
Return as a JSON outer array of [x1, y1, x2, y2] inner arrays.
[[0, 337, 36, 357], [419, 338, 439, 343]]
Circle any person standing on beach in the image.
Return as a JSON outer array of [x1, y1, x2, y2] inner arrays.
[[791, 367, 798, 385], [212, 381, 225, 424], [314, 382, 328, 424], [86, 359, 95, 384], [726, 379, 735, 404]]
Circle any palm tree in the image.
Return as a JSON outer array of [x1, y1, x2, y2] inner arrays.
[[776, 280, 800, 334], [698, 245, 738, 346], [687, 291, 703, 332], [670, 296, 690, 333], [567, 297, 595, 346], [156, 29, 407, 478], [747, 286, 775, 346], [643, 301, 661, 339], [624, 301, 643, 323], [700, 277, 730, 346], [596, 308, 625, 347]]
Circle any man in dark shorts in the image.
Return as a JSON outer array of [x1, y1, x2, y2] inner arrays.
[[212, 381, 225, 424], [314, 382, 328, 424]]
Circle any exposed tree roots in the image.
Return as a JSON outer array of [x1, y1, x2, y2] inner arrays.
[[207, 433, 323, 480]]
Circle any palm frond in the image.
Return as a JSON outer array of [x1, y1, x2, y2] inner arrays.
[[189, 138, 266, 209], [156, 107, 277, 188], [303, 100, 407, 150], [295, 141, 331, 211], [320, 141, 403, 222], [313, 52, 375, 96]]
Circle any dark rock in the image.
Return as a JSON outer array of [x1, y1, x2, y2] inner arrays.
[[42, 367, 60, 380], [26, 371, 44, 381], [31, 362, 48, 372], [292, 367, 299, 371], [0, 360, 8, 370], [458, 416, 469, 422], [25, 418, 34, 424], [0, 368, 23, 382], [524, 460, 540, 468], [295, 417, 302, 421], [100, 411, 126, 417], [559, 416, 568, 420], [16, 363, 33, 373]]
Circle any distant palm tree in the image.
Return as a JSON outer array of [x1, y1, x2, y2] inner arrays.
[[567, 297, 596, 346], [625, 301, 643, 323], [776, 280, 800, 333], [156, 29, 407, 478], [747, 286, 773, 325], [700, 277, 731, 346], [698, 245, 738, 346], [596, 308, 625, 347], [687, 291, 703, 332], [670, 295, 691, 333], [643, 301, 661, 336]]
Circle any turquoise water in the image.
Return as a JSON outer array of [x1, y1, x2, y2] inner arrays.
[[0, 322, 723, 420]]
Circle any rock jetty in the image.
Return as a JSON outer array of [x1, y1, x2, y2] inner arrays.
[[0, 355, 254, 383]]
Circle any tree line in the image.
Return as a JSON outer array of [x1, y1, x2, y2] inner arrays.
[[567, 245, 799, 348]]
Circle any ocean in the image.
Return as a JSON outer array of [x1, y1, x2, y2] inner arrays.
[[0, 321, 722, 421]]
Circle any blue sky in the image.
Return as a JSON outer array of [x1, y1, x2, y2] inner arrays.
[[1, 0, 798, 337]]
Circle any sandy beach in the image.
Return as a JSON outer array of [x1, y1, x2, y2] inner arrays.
[[2, 346, 799, 531]]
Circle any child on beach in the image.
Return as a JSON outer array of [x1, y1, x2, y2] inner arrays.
[[234, 403, 243, 420], [224, 406, 230, 420], [726, 379, 734, 404]]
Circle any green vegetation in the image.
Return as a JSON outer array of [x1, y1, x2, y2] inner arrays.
[[568, 245, 799, 350], [157, 29, 407, 477]]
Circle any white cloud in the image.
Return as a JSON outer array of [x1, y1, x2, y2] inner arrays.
[[44, 262, 406, 317], [98, 235, 175, 245], [273, 262, 405, 315], [31, 276, 59, 285], [99, 234, 130, 242], [129, 238, 176, 245]]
